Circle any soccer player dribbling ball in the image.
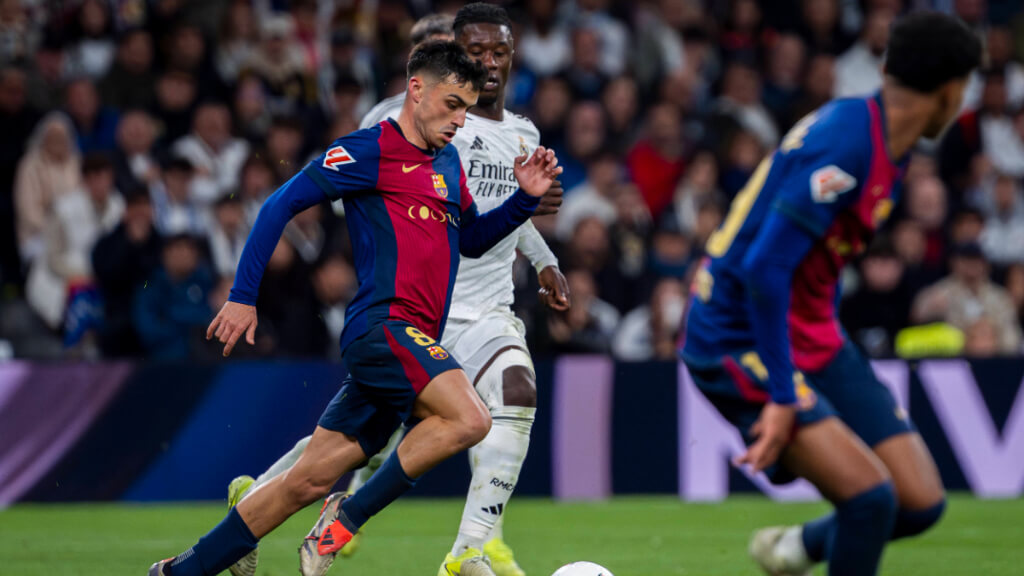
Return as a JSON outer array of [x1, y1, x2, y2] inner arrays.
[[680, 12, 981, 576], [148, 41, 562, 576]]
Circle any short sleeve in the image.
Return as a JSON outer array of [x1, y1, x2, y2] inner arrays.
[[302, 126, 382, 201], [770, 103, 871, 237]]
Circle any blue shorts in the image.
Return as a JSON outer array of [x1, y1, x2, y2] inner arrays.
[[683, 341, 912, 483], [318, 320, 461, 456]]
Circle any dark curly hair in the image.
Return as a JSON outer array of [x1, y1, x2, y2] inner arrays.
[[885, 11, 983, 93]]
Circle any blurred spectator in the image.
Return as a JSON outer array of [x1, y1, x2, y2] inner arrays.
[[15, 112, 81, 263], [153, 70, 198, 147], [233, 75, 271, 144], [713, 60, 778, 150], [626, 102, 687, 219], [133, 233, 213, 359], [555, 100, 606, 190], [833, 8, 892, 98], [214, 0, 259, 85], [172, 101, 249, 204], [92, 186, 162, 356], [531, 75, 573, 147], [762, 34, 807, 128], [797, 0, 854, 56], [164, 23, 221, 101], [963, 26, 1024, 113], [693, 197, 725, 248], [255, 238, 323, 357], [556, 148, 620, 241], [519, 0, 571, 77], [266, 116, 305, 183], [150, 156, 206, 236], [841, 241, 913, 357], [978, 70, 1024, 178], [0, 0, 36, 66], [950, 207, 986, 246], [561, 23, 608, 100], [0, 66, 39, 286], [632, 0, 688, 93], [64, 0, 116, 80], [98, 28, 156, 111], [320, 27, 377, 120], [963, 317, 1002, 357], [719, 0, 762, 63], [601, 75, 639, 151], [65, 78, 118, 153], [312, 253, 358, 359], [912, 242, 1022, 355], [112, 109, 160, 193], [306, 74, 364, 157], [610, 183, 652, 281], [891, 218, 939, 294], [664, 150, 720, 237], [239, 152, 277, 223], [978, 174, 1024, 265], [612, 277, 686, 361], [284, 202, 327, 264], [649, 227, 694, 280], [719, 129, 764, 197], [208, 196, 248, 279], [905, 175, 950, 273], [245, 15, 316, 117], [1006, 263, 1024, 329], [543, 269, 619, 353], [25, 36, 66, 111], [567, 0, 631, 77], [26, 153, 123, 329], [789, 53, 836, 126]]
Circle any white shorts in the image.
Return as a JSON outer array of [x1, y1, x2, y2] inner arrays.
[[442, 308, 534, 409]]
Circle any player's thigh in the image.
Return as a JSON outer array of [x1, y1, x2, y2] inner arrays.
[[781, 416, 891, 503], [449, 313, 536, 409], [287, 425, 367, 489], [873, 432, 945, 509], [412, 367, 489, 424]]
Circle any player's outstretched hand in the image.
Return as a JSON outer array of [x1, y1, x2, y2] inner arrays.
[[735, 402, 797, 473], [534, 180, 564, 216], [207, 300, 257, 357], [538, 265, 570, 311], [514, 147, 563, 198]]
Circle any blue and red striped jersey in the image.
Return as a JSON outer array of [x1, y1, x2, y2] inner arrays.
[[230, 119, 539, 355], [681, 94, 908, 403]]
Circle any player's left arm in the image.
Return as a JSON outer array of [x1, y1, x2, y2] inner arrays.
[[459, 147, 562, 258], [517, 222, 570, 310]]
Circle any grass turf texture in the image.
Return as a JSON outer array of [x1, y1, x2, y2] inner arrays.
[[1, 494, 1019, 575]]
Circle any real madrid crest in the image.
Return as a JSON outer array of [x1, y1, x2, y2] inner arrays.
[[519, 136, 529, 157]]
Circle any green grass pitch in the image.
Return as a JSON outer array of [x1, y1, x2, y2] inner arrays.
[[1, 494, 1020, 575]]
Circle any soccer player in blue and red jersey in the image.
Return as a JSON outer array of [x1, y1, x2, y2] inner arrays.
[[681, 13, 981, 576], [149, 41, 562, 576]]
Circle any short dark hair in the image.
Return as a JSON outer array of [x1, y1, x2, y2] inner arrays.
[[885, 11, 982, 93], [82, 152, 113, 175], [453, 2, 512, 38], [123, 183, 151, 206], [407, 41, 487, 92], [411, 14, 454, 45]]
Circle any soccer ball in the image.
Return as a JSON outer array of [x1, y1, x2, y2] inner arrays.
[[551, 561, 614, 576]]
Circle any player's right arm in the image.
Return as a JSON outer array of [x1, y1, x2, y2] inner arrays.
[[208, 128, 381, 356], [731, 105, 869, 471]]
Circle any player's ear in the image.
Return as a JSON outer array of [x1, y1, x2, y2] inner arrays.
[[408, 76, 424, 104]]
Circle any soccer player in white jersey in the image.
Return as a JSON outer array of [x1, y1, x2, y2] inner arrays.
[[224, 5, 569, 576]]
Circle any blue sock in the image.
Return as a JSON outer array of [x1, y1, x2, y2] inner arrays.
[[828, 481, 897, 576], [339, 450, 416, 532], [891, 499, 945, 540], [802, 497, 944, 561], [801, 513, 835, 562], [168, 508, 258, 576]]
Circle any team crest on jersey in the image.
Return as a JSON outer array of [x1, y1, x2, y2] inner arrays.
[[872, 198, 894, 227], [518, 136, 529, 156], [427, 345, 449, 360], [810, 165, 857, 203], [794, 372, 817, 411], [432, 174, 449, 198], [322, 145, 355, 171]]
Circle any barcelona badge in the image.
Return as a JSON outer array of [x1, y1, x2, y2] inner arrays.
[[427, 345, 449, 360], [432, 174, 449, 198]]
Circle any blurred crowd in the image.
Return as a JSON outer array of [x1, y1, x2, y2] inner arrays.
[[1, 0, 1023, 362]]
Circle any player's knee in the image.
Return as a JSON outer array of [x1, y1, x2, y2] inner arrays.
[[844, 480, 898, 526], [455, 406, 492, 450], [892, 498, 946, 540], [501, 365, 536, 408]]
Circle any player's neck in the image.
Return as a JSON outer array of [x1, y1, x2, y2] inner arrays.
[[472, 98, 504, 122], [881, 87, 932, 159], [395, 109, 433, 151]]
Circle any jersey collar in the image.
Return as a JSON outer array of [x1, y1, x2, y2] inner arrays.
[[387, 118, 439, 157]]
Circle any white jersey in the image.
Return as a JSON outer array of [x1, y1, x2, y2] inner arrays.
[[447, 111, 557, 322], [359, 99, 558, 323]]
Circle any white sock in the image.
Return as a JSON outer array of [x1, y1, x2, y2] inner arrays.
[[347, 426, 405, 493], [248, 435, 311, 495], [490, 513, 504, 542], [451, 406, 534, 556]]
